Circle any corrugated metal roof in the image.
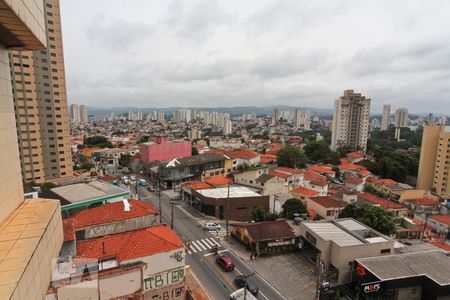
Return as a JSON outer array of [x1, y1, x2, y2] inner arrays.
[[302, 222, 363, 246], [197, 186, 261, 198], [335, 219, 368, 231]]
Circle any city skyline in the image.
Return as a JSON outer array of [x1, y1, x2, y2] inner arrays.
[[60, 0, 450, 113]]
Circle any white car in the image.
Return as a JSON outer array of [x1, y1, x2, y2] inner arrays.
[[203, 222, 222, 231], [130, 175, 136, 181]]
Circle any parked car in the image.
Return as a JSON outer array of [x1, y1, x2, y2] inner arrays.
[[130, 175, 136, 181], [203, 222, 222, 231], [234, 275, 259, 295], [216, 255, 235, 271], [138, 179, 147, 186], [147, 186, 156, 192]]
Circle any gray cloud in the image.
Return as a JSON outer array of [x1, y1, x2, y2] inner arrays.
[[61, 0, 450, 113]]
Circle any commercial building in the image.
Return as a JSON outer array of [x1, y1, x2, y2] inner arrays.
[[331, 90, 371, 151], [51, 224, 186, 300], [381, 104, 390, 131], [138, 136, 192, 164], [299, 218, 394, 283], [0, 1, 64, 298], [231, 220, 300, 255], [394, 107, 409, 127], [353, 251, 450, 299], [151, 153, 231, 188], [417, 125, 450, 195], [191, 185, 270, 221], [10, 0, 73, 183]]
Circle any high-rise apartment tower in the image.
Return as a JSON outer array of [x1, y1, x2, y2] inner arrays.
[[70, 104, 79, 123], [381, 104, 390, 131], [331, 90, 371, 151], [10, 0, 73, 183], [79, 104, 88, 123], [417, 125, 450, 194], [394, 108, 409, 128]]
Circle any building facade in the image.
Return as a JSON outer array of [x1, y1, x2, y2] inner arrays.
[[417, 125, 450, 195], [331, 90, 371, 151], [79, 104, 88, 123], [0, 1, 64, 298], [381, 104, 390, 131], [394, 107, 409, 127], [70, 103, 79, 122], [138, 136, 192, 164], [10, 0, 73, 183]]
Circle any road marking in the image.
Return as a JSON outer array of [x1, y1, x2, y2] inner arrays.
[[202, 238, 214, 247], [199, 239, 211, 250], [259, 291, 269, 300], [203, 249, 229, 257], [189, 244, 198, 253], [192, 240, 206, 251], [209, 238, 221, 247], [188, 249, 192, 254], [234, 267, 243, 275]]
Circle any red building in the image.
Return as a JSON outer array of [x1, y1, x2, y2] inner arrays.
[[138, 136, 192, 163]]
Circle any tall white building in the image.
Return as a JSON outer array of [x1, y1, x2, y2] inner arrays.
[[331, 90, 371, 151], [157, 108, 165, 124], [381, 104, 390, 131], [272, 108, 280, 126], [79, 105, 88, 123], [70, 104, 79, 123], [224, 118, 233, 135], [294, 108, 311, 130], [394, 108, 409, 127]]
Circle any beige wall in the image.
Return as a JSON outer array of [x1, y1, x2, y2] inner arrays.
[[57, 280, 99, 300], [417, 125, 441, 190], [99, 268, 142, 300], [306, 200, 341, 220]]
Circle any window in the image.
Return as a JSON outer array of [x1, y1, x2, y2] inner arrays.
[[380, 248, 391, 254], [305, 232, 316, 245]]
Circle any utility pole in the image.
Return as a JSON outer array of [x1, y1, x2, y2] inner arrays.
[[157, 167, 162, 223], [171, 200, 174, 229], [226, 183, 230, 238], [241, 272, 255, 300]]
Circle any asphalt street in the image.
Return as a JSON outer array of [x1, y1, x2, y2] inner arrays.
[[135, 183, 287, 300]]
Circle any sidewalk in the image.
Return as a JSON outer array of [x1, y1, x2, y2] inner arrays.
[[185, 266, 211, 300], [222, 237, 316, 300]]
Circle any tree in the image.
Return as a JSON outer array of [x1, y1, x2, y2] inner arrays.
[[81, 161, 95, 170], [304, 141, 331, 163], [251, 205, 268, 222], [277, 146, 307, 168], [338, 204, 396, 235], [83, 136, 113, 148], [192, 147, 199, 156], [138, 135, 150, 144], [118, 154, 132, 168], [282, 198, 307, 218], [40, 182, 56, 191]]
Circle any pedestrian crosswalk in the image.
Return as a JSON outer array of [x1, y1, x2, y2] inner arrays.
[[186, 238, 221, 255], [197, 220, 228, 238]]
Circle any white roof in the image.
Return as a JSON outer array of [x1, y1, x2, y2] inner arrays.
[[196, 186, 261, 198], [366, 237, 388, 243], [335, 219, 367, 231], [302, 222, 363, 246]]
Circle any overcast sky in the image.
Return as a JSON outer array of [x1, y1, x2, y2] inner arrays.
[[60, 0, 450, 113]]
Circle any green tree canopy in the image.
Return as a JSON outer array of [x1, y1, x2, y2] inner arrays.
[[338, 204, 396, 235], [277, 146, 307, 168], [81, 161, 95, 170], [192, 147, 199, 156], [282, 198, 307, 218], [138, 136, 150, 144], [118, 154, 132, 168], [83, 136, 113, 148], [251, 205, 268, 222]]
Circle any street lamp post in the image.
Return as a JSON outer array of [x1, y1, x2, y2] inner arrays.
[[226, 183, 230, 238]]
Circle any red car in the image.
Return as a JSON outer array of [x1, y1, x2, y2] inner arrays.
[[216, 255, 235, 271]]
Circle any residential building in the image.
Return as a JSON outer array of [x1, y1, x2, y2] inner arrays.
[[306, 196, 347, 220], [228, 150, 261, 168], [381, 104, 390, 131], [343, 177, 364, 192], [79, 104, 88, 123], [10, 0, 73, 183], [0, 1, 65, 299], [157, 108, 165, 123], [299, 218, 395, 283], [394, 107, 409, 127], [353, 251, 450, 299], [138, 136, 192, 164], [96, 147, 139, 166], [224, 118, 232, 135], [70, 103, 79, 122], [357, 192, 408, 221], [290, 186, 320, 201], [191, 185, 270, 221], [417, 125, 450, 194], [331, 90, 371, 151], [272, 108, 280, 126]]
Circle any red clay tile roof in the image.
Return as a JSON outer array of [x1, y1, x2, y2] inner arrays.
[[347, 151, 364, 159], [339, 163, 364, 171], [206, 176, 231, 186], [308, 165, 336, 175], [309, 179, 328, 187], [307, 208, 317, 220], [374, 178, 398, 185], [185, 182, 214, 190], [290, 187, 320, 197], [344, 177, 364, 185], [430, 215, 450, 226], [358, 193, 405, 210], [233, 220, 295, 242], [275, 167, 304, 175], [428, 241, 450, 252], [269, 170, 291, 179], [66, 199, 158, 230], [308, 196, 347, 208], [99, 175, 117, 182], [228, 150, 260, 159], [358, 170, 371, 177], [301, 170, 326, 181], [260, 154, 277, 164], [76, 225, 184, 262], [404, 198, 439, 206]]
